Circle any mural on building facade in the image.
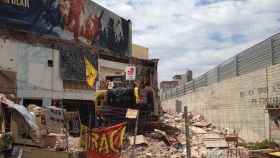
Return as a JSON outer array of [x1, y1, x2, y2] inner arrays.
[[59, 46, 98, 81], [0, 0, 130, 56]]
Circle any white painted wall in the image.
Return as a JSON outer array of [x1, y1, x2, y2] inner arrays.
[[0, 38, 17, 71], [99, 59, 128, 80], [0, 38, 96, 105]]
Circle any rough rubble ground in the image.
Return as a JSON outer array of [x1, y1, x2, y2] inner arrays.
[[122, 112, 250, 158]]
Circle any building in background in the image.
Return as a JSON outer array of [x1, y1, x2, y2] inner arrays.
[[99, 43, 150, 82], [172, 70, 193, 85], [160, 81, 178, 91], [160, 70, 192, 101], [132, 44, 149, 59]]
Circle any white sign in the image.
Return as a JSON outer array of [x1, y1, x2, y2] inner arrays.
[[125, 66, 136, 81], [108, 82, 114, 89], [126, 108, 139, 119]]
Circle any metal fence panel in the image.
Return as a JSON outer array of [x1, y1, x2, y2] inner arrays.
[[185, 81, 194, 94], [219, 57, 236, 81], [272, 33, 280, 64], [207, 67, 219, 85], [194, 74, 207, 89], [176, 85, 186, 96], [238, 39, 272, 75]]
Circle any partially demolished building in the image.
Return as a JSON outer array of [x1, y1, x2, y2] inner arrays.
[[0, 0, 130, 107], [0, 0, 159, 113], [0, 0, 160, 157]]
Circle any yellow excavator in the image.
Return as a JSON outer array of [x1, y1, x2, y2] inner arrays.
[[94, 59, 161, 127]]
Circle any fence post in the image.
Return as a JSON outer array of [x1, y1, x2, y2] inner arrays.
[[192, 80, 195, 92], [184, 106, 191, 158], [235, 56, 239, 76], [270, 38, 274, 65], [217, 66, 220, 82], [205, 73, 208, 86]]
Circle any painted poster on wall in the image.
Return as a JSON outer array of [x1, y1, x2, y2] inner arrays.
[[0, 0, 130, 56], [59, 46, 98, 81]]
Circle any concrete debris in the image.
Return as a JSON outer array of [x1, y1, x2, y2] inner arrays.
[[154, 129, 172, 146], [47, 133, 67, 151], [203, 133, 228, 149], [190, 112, 204, 123], [45, 106, 65, 134], [123, 112, 251, 158], [0, 94, 263, 158], [68, 137, 84, 152], [204, 139, 228, 149], [129, 135, 148, 146], [193, 121, 211, 128], [191, 126, 207, 134], [206, 148, 225, 158], [203, 133, 223, 139]]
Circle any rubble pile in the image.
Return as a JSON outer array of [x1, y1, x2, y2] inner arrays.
[[122, 112, 250, 158], [10, 102, 83, 152], [68, 137, 84, 152]]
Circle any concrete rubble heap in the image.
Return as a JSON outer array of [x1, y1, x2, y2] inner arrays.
[[1, 94, 279, 158], [0, 94, 84, 156], [122, 112, 251, 158], [27, 105, 84, 152]]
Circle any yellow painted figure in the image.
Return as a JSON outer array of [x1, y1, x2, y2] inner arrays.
[[134, 81, 140, 104], [84, 57, 97, 88]]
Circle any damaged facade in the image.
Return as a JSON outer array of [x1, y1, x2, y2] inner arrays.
[[0, 0, 131, 108], [0, 0, 160, 157], [0, 0, 160, 119]]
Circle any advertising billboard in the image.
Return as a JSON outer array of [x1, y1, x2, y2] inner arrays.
[[0, 0, 130, 56]]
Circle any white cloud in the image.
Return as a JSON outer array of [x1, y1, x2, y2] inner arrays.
[[94, 0, 280, 81]]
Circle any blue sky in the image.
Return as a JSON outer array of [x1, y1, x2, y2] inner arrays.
[[94, 0, 280, 81]]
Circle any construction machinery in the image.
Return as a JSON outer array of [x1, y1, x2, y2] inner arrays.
[[94, 58, 161, 127]]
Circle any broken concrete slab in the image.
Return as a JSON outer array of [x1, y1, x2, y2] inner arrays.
[[191, 126, 207, 134], [203, 133, 224, 139], [203, 133, 228, 149], [154, 129, 171, 146], [204, 139, 228, 149], [129, 135, 148, 146], [193, 121, 211, 128]]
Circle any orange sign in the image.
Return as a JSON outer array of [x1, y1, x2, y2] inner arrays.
[[87, 123, 126, 158]]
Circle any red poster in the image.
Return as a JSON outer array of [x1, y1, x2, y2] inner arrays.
[[87, 123, 126, 158]]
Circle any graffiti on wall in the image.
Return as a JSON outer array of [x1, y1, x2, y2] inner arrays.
[[240, 82, 280, 105], [0, 0, 130, 56], [239, 82, 280, 130]]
